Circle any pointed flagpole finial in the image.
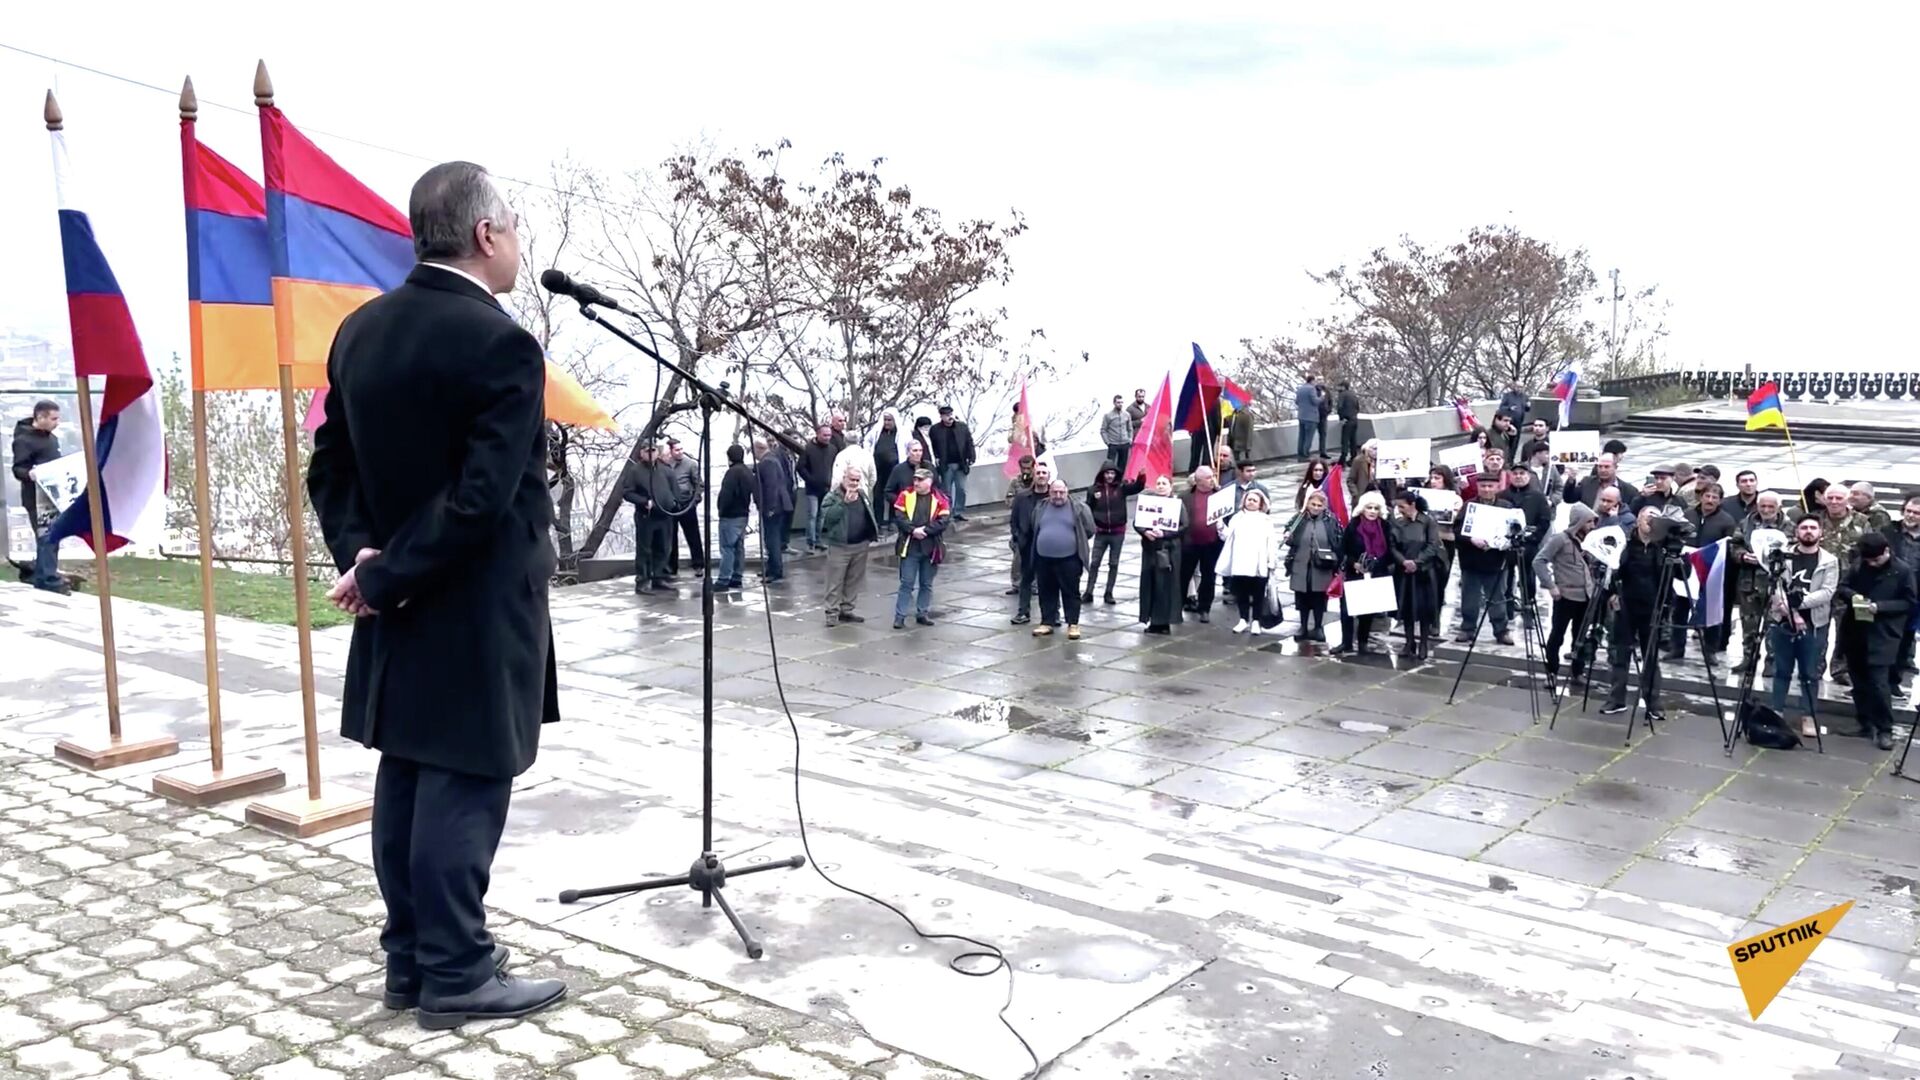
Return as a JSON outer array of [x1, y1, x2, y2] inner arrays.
[[253, 60, 274, 107], [43, 90, 62, 131], [180, 77, 198, 121]]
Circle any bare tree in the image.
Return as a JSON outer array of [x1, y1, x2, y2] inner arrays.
[[1312, 236, 1494, 409], [1595, 281, 1672, 381], [943, 330, 1099, 454], [1467, 226, 1596, 396]]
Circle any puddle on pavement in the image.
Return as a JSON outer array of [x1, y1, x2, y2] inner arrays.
[[951, 700, 1048, 733], [1876, 874, 1917, 900], [1338, 719, 1390, 734]]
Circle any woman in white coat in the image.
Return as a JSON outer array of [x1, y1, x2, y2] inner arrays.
[[1215, 488, 1282, 634]]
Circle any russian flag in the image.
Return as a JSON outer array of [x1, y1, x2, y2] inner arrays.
[[1551, 365, 1580, 428], [1174, 343, 1222, 435], [1685, 538, 1729, 627], [47, 122, 167, 552]]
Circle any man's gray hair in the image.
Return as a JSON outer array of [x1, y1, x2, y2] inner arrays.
[[409, 161, 508, 261]]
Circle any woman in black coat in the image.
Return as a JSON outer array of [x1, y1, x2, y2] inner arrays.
[[1388, 489, 1443, 659], [1136, 475, 1186, 635]]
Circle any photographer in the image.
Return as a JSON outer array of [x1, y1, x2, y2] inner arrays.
[[1534, 502, 1599, 691], [1767, 514, 1838, 739], [1601, 508, 1686, 721], [1504, 464, 1553, 630]]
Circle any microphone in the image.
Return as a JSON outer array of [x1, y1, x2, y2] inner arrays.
[[540, 269, 630, 314]]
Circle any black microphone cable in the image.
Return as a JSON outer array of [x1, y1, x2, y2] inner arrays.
[[752, 569, 1042, 1079]]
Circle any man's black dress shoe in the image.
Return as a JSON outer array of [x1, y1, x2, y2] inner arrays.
[[417, 970, 566, 1030], [384, 945, 511, 1010]]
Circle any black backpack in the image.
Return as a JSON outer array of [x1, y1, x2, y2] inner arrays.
[[1741, 702, 1802, 751]]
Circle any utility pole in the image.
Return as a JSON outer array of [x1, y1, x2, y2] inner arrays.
[[1608, 268, 1621, 380]]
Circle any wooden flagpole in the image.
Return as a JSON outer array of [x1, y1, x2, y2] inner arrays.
[[242, 62, 370, 838], [154, 77, 285, 807], [45, 92, 178, 772]]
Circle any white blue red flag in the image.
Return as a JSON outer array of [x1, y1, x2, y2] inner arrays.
[[47, 126, 166, 552], [1551, 365, 1581, 428], [1684, 537, 1729, 627]]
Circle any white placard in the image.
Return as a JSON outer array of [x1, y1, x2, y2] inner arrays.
[[1342, 575, 1399, 617], [1133, 493, 1182, 531], [1375, 437, 1431, 479], [1420, 488, 1462, 521], [1206, 486, 1237, 526], [1550, 429, 1600, 466], [1582, 524, 1627, 569], [1437, 442, 1481, 480], [31, 451, 88, 515], [1461, 502, 1525, 548], [1746, 527, 1789, 564]]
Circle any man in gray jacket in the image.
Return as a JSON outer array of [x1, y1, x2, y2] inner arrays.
[[1294, 375, 1322, 459], [1101, 395, 1133, 472], [1534, 502, 1598, 690], [662, 436, 703, 574]]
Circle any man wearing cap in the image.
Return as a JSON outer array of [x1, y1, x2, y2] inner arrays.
[[622, 442, 674, 593], [1836, 532, 1914, 750], [1630, 464, 1679, 517], [1454, 473, 1517, 646], [929, 405, 976, 523], [892, 467, 950, 629]]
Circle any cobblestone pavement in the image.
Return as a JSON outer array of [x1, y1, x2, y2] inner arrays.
[[0, 748, 963, 1080]]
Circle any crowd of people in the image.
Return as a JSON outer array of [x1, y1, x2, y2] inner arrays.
[[621, 386, 1917, 753]]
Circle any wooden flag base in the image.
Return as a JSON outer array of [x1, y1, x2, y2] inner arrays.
[[54, 734, 180, 772], [153, 761, 287, 807], [244, 790, 372, 839]]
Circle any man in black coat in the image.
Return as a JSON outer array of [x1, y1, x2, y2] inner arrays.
[[308, 162, 565, 1030], [1837, 533, 1915, 749], [1502, 464, 1553, 629], [622, 442, 674, 592], [10, 400, 66, 593], [1335, 381, 1361, 465], [752, 437, 794, 584], [1601, 509, 1684, 722], [930, 405, 976, 522], [797, 424, 839, 552]]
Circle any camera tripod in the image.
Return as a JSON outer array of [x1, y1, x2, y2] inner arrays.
[[1446, 523, 1547, 724], [1724, 552, 1826, 756]]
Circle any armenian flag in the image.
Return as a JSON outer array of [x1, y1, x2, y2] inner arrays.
[[183, 99, 276, 391], [1746, 381, 1787, 432], [258, 93, 610, 429], [1174, 343, 1223, 434], [1219, 376, 1253, 418], [47, 111, 167, 551]]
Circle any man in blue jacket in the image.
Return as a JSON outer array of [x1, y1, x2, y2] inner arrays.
[[1294, 375, 1322, 458]]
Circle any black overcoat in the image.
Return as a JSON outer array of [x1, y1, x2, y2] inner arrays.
[[308, 265, 559, 780]]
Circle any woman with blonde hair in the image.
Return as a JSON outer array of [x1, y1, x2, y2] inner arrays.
[[1286, 488, 1341, 643], [1214, 487, 1281, 634], [1335, 490, 1394, 655]]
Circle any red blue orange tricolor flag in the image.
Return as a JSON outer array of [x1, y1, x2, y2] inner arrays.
[[182, 98, 275, 390], [256, 87, 611, 430]]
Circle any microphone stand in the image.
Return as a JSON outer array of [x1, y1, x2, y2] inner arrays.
[[554, 301, 805, 959]]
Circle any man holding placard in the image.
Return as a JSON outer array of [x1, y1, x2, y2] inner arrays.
[[1455, 475, 1518, 645], [10, 400, 67, 594]]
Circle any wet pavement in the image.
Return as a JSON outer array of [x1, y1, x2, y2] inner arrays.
[[4, 430, 1920, 1077]]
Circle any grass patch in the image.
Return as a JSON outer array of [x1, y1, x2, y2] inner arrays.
[[63, 556, 349, 629]]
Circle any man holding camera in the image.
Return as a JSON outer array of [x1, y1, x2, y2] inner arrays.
[[1503, 464, 1553, 630], [1601, 508, 1684, 721]]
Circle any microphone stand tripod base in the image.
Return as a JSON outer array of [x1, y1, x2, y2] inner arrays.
[[558, 853, 808, 960]]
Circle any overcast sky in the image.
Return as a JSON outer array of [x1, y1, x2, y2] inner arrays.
[[2, 3, 1914, 416]]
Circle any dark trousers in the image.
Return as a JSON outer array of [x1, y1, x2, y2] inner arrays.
[[1339, 420, 1359, 464], [1227, 575, 1267, 622], [1106, 443, 1131, 472], [673, 511, 704, 571], [1852, 660, 1896, 735], [635, 511, 672, 583], [761, 511, 789, 580], [1015, 544, 1040, 617], [372, 755, 513, 998], [1086, 532, 1124, 597], [1607, 607, 1661, 710], [1035, 554, 1084, 626], [1179, 540, 1222, 613], [1510, 542, 1543, 623], [1544, 596, 1590, 676]]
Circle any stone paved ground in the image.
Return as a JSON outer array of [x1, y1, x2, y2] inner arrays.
[[0, 747, 959, 1080]]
